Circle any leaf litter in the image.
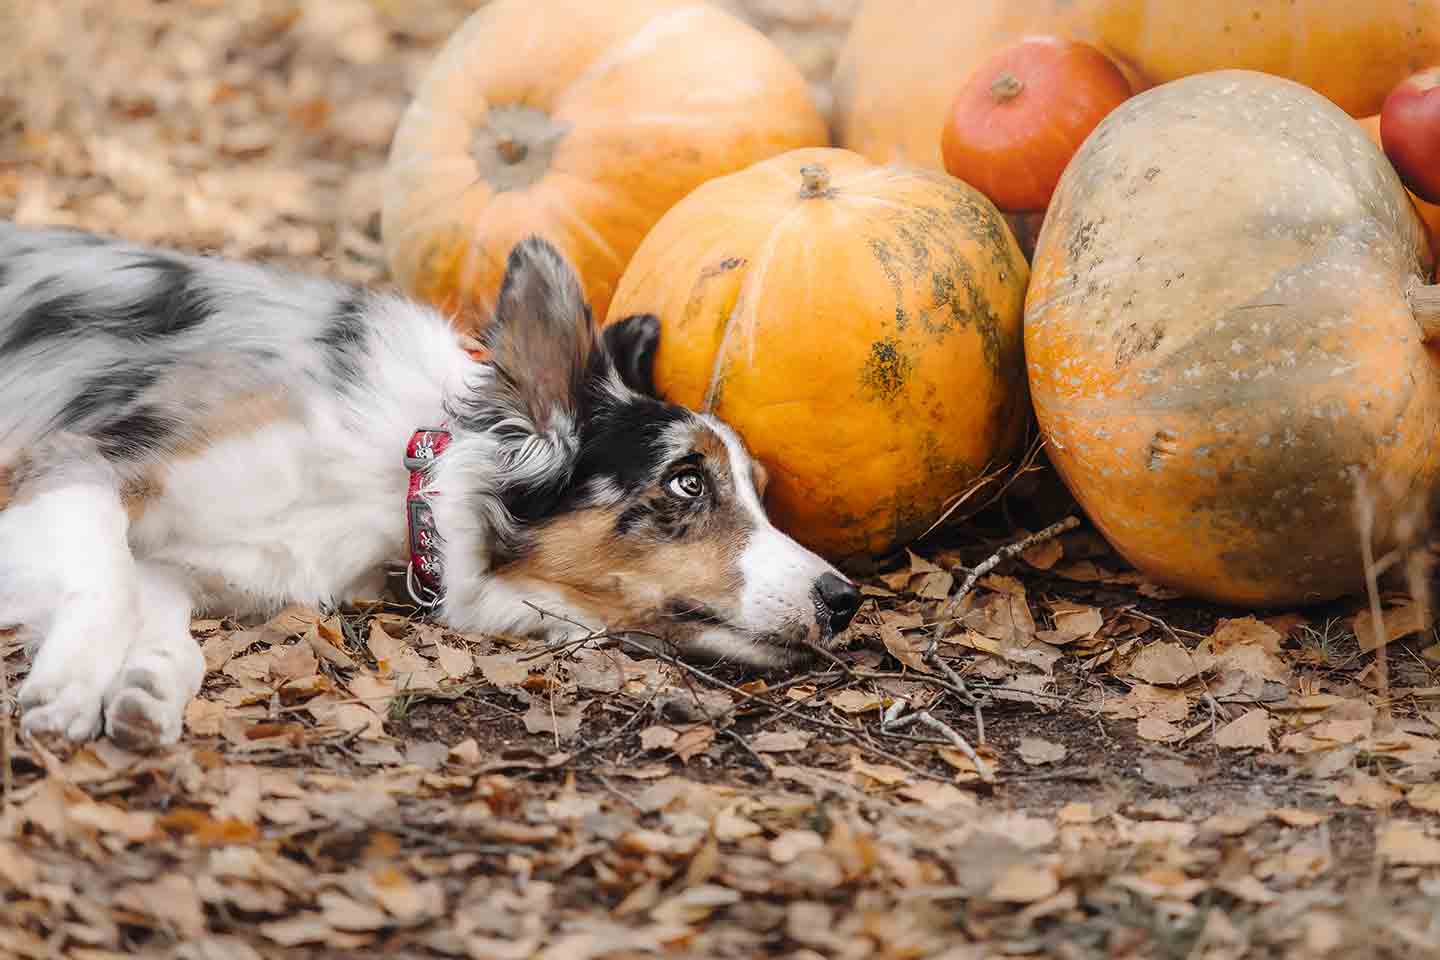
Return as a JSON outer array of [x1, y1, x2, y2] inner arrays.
[[3, 1, 1440, 956]]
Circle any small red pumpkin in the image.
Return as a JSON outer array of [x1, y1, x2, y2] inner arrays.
[[1380, 67, 1440, 204], [941, 36, 1131, 213]]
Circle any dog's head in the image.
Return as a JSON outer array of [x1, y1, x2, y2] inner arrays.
[[439, 236, 861, 668]]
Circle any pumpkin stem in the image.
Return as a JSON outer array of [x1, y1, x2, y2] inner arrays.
[[799, 163, 832, 199], [1412, 282, 1440, 341], [495, 135, 528, 165], [990, 71, 1024, 103]]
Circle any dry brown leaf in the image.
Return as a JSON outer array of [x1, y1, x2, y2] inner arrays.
[[770, 830, 825, 864], [1022, 537, 1064, 570], [898, 781, 978, 809], [1377, 821, 1440, 865], [522, 698, 590, 740], [1137, 717, 1185, 743], [270, 641, 318, 681], [1407, 783, 1440, 813], [672, 724, 716, 763], [1217, 874, 1277, 905], [114, 874, 207, 938], [1354, 601, 1433, 651], [435, 642, 474, 680], [850, 757, 910, 787], [988, 861, 1060, 903], [319, 890, 391, 932], [1333, 773, 1403, 810], [1045, 601, 1103, 643], [1269, 808, 1330, 828], [640, 726, 680, 752], [477, 654, 530, 688], [750, 730, 812, 753], [1018, 737, 1068, 766], [1214, 709, 1272, 750], [1128, 641, 1199, 686], [827, 689, 884, 714], [185, 698, 226, 737], [879, 622, 929, 672]]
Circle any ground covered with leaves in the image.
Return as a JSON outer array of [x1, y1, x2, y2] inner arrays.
[[4, 2, 1440, 958]]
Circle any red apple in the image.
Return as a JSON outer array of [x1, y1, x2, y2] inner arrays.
[[1381, 67, 1440, 205]]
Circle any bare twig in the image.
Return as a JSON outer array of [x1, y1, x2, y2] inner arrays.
[[926, 515, 1082, 654], [721, 728, 772, 778], [884, 707, 994, 782], [1354, 476, 1392, 734]]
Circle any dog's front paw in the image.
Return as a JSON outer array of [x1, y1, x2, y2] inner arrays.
[[104, 657, 191, 751], [19, 671, 108, 745]]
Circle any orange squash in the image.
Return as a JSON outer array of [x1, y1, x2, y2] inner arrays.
[[941, 37, 1132, 214], [1026, 70, 1440, 607], [604, 148, 1031, 567], [381, 0, 827, 333], [1380, 68, 1440, 204], [834, 0, 1440, 170]]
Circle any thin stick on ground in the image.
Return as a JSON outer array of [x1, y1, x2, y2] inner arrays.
[[884, 707, 994, 782], [926, 515, 1081, 655], [1353, 477, 1392, 734]]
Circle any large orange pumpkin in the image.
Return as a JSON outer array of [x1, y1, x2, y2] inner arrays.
[[604, 147, 1031, 567], [1026, 70, 1440, 607], [833, 0, 1440, 170], [381, 0, 827, 333]]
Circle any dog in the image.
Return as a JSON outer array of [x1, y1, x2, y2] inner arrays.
[[0, 223, 862, 750]]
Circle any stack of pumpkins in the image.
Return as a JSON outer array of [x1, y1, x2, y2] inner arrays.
[[381, 0, 1440, 608]]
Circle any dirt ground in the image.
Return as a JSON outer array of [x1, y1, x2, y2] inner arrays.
[[3, 2, 1440, 958]]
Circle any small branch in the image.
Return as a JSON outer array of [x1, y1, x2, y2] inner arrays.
[[926, 515, 1082, 653], [884, 708, 994, 783], [1410, 281, 1440, 342]]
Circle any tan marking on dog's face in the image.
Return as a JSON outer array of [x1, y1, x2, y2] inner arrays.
[[499, 420, 764, 636]]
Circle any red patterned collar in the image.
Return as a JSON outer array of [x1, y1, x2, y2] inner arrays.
[[403, 427, 451, 609]]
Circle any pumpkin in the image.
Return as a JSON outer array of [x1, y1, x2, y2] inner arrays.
[[604, 147, 1031, 567], [381, 0, 827, 333], [1380, 68, 1440, 204], [1358, 114, 1440, 268], [833, 0, 1440, 170], [1026, 70, 1440, 607], [941, 36, 1131, 214]]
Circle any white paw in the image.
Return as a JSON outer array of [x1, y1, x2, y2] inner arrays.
[[104, 657, 192, 750], [19, 672, 108, 744]]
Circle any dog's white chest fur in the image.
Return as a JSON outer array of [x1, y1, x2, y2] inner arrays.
[[129, 418, 409, 612]]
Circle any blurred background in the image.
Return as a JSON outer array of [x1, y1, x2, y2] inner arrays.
[[0, 0, 855, 283]]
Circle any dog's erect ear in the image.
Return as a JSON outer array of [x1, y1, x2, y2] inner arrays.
[[600, 314, 661, 398], [483, 236, 593, 431]]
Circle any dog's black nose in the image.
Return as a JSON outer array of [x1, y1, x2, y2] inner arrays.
[[816, 572, 862, 633]]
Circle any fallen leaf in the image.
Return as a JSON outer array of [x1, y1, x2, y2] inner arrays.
[[1270, 808, 1330, 828], [1139, 756, 1202, 788], [1214, 709, 1272, 750], [827, 689, 884, 714], [1377, 821, 1440, 865], [898, 781, 978, 809], [770, 830, 824, 864], [478, 654, 530, 687], [988, 861, 1060, 903], [522, 698, 590, 741], [1128, 641, 1199, 686], [879, 622, 929, 672], [850, 757, 910, 787], [1018, 737, 1068, 766], [185, 698, 226, 737], [1137, 717, 1185, 743], [114, 874, 207, 938], [750, 730, 812, 753], [1354, 601, 1433, 651], [435, 642, 474, 680], [1407, 783, 1440, 813], [640, 726, 680, 752], [672, 724, 715, 763], [1334, 773, 1403, 810], [1217, 874, 1277, 904]]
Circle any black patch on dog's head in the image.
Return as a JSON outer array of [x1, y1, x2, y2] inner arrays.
[[599, 314, 661, 397], [1, 281, 85, 356]]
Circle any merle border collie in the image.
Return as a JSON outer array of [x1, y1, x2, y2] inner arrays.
[[0, 223, 861, 750]]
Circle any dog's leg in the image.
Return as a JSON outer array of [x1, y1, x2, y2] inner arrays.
[[104, 565, 203, 749], [3, 457, 141, 744]]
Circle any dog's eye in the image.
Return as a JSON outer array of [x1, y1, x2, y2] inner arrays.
[[667, 469, 706, 499]]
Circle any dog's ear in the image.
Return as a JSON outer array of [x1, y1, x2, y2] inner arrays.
[[599, 314, 661, 398], [483, 236, 593, 431]]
